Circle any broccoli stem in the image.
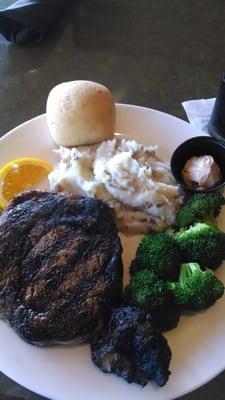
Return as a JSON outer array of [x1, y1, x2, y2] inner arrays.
[[180, 263, 194, 278], [179, 263, 202, 284]]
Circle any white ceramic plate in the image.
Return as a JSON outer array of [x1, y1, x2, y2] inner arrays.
[[0, 104, 225, 400]]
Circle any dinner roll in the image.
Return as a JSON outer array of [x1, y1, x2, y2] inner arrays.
[[46, 80, 115, 147]]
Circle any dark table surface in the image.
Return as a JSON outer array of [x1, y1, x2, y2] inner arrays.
[[0, 0, 225, 399]]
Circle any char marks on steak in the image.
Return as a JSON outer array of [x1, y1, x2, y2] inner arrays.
[[0, 191, 123, 345], [91, 306, 171, 387]]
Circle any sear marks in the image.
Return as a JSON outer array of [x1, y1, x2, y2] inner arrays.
[[91, 306, 171, 387], [0, 190, 123, 345]]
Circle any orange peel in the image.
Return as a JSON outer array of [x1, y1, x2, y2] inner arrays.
[[0, 157, 52, 208]]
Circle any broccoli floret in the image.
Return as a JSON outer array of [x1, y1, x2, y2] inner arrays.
[[130, 232, 182, 281], [169, 262, 224, 311], [124, 270, 180, 331], [175, 223, 225, 269], [176, 192, 225, 228]]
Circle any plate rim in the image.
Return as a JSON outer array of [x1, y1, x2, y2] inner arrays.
[[0, 103, 223, 400], [0, 102, 204, 146]]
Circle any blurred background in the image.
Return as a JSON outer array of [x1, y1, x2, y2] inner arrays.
[[0, 0, 224, 135]]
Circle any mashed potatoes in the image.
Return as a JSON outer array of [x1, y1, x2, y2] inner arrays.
[[49, 135, 182, 234]]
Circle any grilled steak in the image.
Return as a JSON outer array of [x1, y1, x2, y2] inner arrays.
[[0, 190, 123, 345], [91, 306, 171, 387]]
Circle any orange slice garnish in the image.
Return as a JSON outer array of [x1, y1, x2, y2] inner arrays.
[[0, 157, 52, 208]]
